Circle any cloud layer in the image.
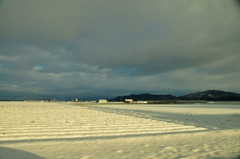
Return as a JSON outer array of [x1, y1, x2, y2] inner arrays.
[[0, 0, 240, 99]]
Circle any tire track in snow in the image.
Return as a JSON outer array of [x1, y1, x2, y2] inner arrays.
[[0, 102, 207, 143]]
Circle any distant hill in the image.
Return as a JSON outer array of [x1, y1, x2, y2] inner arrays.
[[111, 93, 177, 101], [111, 90, 240, 101], [178, 90, 240, 101]]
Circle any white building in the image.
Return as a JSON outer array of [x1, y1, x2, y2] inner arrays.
[[97, 99, 108, 103], [124, 99, 133, 103]]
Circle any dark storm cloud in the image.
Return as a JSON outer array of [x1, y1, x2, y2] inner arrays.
[[235, 0, 240, 7], [0, 0, 240, 99]]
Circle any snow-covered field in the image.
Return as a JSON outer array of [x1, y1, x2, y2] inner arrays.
[[0, 102, 239, 159]]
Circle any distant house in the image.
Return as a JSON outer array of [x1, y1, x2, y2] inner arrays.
[[97, 99, 108, 103], [124, 99, 133, 103]]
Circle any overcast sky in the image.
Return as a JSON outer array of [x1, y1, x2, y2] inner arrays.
[[0, 0, 240, 99]]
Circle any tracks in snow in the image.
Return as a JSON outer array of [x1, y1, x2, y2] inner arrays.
[[0, 102, 207, 143]]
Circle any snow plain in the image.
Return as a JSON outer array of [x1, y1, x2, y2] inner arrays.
[[0, 101, 239, 159]]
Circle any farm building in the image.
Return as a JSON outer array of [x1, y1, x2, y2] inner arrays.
[[124, 99, 133, 103], [97, 99, 108, 103]]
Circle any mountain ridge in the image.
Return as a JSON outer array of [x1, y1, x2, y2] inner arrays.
[[178, 90, 240, 101], [111, 90, 240, 101]]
